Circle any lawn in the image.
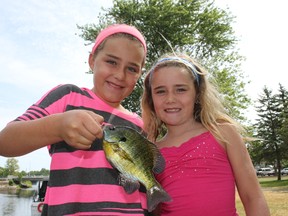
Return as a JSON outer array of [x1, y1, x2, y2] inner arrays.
[[236, 176, 288, 216]]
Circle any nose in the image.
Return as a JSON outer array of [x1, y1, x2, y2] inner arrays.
[[114, 66, 125, 80], [166, 92, 176, 103]]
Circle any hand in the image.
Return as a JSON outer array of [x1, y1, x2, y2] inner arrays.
[[58, 110, 104, 149]]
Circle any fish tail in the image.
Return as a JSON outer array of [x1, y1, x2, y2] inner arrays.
[[147, 185, 172, 212]]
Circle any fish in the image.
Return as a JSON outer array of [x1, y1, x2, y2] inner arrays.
[[102, 125, 171, 212]]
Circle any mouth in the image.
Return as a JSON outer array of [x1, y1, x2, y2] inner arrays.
[[164, 108, 181, 113], [102, 125, 115, 138], [106, 80, 124, 89]]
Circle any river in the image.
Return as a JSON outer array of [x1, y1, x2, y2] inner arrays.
[[0, 187, 36, 216]]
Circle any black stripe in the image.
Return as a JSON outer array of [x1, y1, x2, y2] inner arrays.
[[22, 113, 34, 120], [48, 138, 103, 154], [48, 167, 119, 186], [48, 167, 146, 193], [28, 107, 48, 117], [66, 105, 143, 132], [41, 202, 149, 216], [26, 110, 41, 119], [38, 84, 93, 108]]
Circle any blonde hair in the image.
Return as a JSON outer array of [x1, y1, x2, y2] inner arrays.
[[141, 52, 245, 144]]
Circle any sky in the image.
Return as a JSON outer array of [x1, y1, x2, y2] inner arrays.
[[0, 0, 288, 171]]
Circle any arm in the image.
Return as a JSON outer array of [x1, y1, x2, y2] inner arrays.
[[219, 124, 270, 216], [0, 110, 104, 157]]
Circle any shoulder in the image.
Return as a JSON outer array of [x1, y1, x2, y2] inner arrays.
[[37, 84, 92, 108], [52, 84, 86, 94], [216, 123, 244, 149], [47, 84, 93, 99], [218, 123, 240, 137]]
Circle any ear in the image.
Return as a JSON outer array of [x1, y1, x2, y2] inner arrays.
[[88, 53, 94, 70]]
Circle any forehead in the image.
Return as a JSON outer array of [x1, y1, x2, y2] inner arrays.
[[95, 38, 144, 65], [151, 66, 193, 85], [97, 36, 145, 65]]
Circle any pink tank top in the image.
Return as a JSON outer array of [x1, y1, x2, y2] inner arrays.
[[156, 132, 239, 216]]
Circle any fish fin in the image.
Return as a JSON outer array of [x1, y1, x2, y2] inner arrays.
[[147, 186, 172, 212], [147, 142, 166, 174], [152, 153, 166, 174], [119, 173, 140, 194]]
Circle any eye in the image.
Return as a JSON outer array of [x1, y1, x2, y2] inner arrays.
[[119, 137, 127, 142], [127, 66, 140, 74], [176, 87, 187, 93], [108, 125, 115, 130], [153, 88, 166, 95], [106, 59, 117, 65]]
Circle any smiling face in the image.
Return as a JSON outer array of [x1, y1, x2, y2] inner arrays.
[[89, 36, 145, 108], [151, 66, 197, 127]]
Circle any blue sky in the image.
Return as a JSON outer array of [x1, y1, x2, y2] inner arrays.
[[1, 0, 288, 171]]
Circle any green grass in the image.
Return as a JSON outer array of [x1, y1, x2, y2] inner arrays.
[[258, 175, 288, 188], [260, 179, 288, 187]]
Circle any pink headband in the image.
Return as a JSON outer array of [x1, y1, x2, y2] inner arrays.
[[91, 24, 147, 55]]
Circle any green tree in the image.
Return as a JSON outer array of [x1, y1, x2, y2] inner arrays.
[[28, 168, 50, 176], [5, 158, 20, 176], [78, 0, 250, 119], [276, 85, 288, 169], [0, 166, 7, 177], [252, 85, 288, 180]]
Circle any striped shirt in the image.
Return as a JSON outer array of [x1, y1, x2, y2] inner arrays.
[[15, 84, 148, 216]]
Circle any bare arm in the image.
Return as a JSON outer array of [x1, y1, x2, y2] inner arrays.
[[219, 124, 270, 216], [0, 110, 104, 157]]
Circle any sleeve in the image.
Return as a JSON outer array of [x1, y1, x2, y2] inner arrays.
[[15, 84, 81, 121]]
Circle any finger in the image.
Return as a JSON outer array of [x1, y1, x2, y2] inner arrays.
[[73, 142, 92, 150], [68, 135, 94, 149], [86, 111, 104, 125], [84, 112, 104, 138]]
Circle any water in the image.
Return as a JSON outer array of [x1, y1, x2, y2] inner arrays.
[[0, 187, 36, 216]]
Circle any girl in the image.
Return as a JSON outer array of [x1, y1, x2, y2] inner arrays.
[[0, 24, 149, 215], [141, 53, 270, 216]]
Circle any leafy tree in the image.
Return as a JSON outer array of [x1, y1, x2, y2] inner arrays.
[[252, 85, 288, 180], [77, 0, 250, 119], [5, 158, 20, 176], [0, 166, 7, 177], [28, 168, 50, 176]]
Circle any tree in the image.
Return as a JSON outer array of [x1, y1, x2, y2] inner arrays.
[[77, 0, 250, 119], [276, 85, 288, 169], [252, 85, 288, 180], [5, 158, 20, 176], [0, 166, 7, 177]]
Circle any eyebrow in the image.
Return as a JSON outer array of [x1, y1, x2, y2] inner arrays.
[[154, 84, 188, 88], [106, 54, 141, 68]]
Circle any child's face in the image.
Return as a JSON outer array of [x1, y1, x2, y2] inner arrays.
[[151, 66, 197, 126], [89, 37, 145, 108]]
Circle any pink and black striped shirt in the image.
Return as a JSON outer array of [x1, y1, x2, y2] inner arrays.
[[15, 84, 148, 216]]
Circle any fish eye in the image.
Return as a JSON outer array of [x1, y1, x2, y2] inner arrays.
[[108, 125, 115, 130], [119, 137, 127, 142]]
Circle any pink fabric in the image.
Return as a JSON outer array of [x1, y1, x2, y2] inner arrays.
[[156, 132, 238, 216], [92, 24, 147, 54], [15, 84, 146, 215], [49, 151, 112, 170]]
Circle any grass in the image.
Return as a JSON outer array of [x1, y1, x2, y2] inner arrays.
[[236, 176, 288, 216]]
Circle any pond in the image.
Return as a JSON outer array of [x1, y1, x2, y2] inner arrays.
[[0, 187, 36, 216]]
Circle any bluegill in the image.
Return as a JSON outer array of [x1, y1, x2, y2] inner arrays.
[[103, 125, 171, 212]]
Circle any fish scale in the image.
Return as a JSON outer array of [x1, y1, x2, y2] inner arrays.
[[103, 125, 172, 212]]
